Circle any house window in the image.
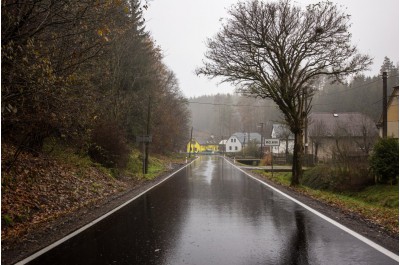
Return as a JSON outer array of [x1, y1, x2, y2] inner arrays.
[[234, 138, 236, 142], [235, 146, 238, 151], [229, 146, 232, 150], [231, 139, 234, 142]]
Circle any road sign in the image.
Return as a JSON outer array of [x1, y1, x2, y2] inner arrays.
[[136, 135, 152, 143], [264, 139, 280, 146]]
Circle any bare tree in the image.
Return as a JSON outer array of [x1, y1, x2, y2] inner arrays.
[[348, 115, 379, 155], [196, 0, 371, 185], [308, 119, 327, 163], [275, 124, 293, 155]]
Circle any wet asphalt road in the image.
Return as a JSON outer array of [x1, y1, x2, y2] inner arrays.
[[24, 156, 397, 265]]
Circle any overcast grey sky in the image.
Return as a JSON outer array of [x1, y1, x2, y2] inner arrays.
[[144, 0, 399, 98]]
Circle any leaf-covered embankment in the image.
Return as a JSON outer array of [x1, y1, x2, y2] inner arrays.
[[1, 143, 180, 243]]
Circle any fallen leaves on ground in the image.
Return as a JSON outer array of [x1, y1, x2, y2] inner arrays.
[[1, 143, 133, 242]]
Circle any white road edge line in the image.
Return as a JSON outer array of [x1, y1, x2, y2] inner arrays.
[[225, 157, 399, 262], [15, 158, 199, 265]]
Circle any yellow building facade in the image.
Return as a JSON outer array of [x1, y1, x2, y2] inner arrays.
[[186, 139, 219, 153], [387, 87, 399, 138], [378, 86, 399, 138]]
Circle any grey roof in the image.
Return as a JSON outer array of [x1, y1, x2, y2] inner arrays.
[[194, 135, 218, 145], [232, 132, 262, 144], [308, 112, 378, 137]]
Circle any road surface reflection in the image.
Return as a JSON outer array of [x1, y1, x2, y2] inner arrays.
[[26, 156, 397, 265]]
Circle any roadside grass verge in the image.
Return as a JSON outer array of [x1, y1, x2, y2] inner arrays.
[[144, 156, 167, 180], [254, 170, 399, 235], [42, 139, 181, 180], [42, 138, 115, 178]]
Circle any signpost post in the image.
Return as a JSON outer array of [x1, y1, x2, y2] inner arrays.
[[136, 135, 152, 174], [264, 139, 280, 177]]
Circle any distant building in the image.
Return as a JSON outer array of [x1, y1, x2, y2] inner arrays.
[[225, 135, 242, 153], [186, 136, 219, 154], [218, 139, 228, 153], [225, 132, 262, 153], [271, 123, 294, 154], [307, 112, 378, 162]]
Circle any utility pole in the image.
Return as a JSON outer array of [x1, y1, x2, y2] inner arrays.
[[304, 96, 308, 155], [189, 126, 193, 158], [242, 131, 246, 157], [258, 123, 264, 159], [382, 72, 388, 138], [144, 96, 151, 174], [304, 87, 310, 167]]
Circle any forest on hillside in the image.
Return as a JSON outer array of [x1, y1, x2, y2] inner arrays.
[[2, 0, 191, 168], [312, 57, 398, 121], [188, 94, 280, 139], [189, 57, 399, 139]]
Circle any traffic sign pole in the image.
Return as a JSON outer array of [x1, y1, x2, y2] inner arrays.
[[264, 139, 280, 178]]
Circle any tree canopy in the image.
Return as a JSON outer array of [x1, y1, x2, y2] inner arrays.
[[2, 0, 190, 168]]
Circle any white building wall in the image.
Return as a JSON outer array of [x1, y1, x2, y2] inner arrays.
[[271, 140, 294, 154], [225, 136, 242, 153]]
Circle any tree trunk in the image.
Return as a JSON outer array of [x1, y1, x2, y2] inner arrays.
[[314, 142, 319, 163], [291, 129, 304, 186]]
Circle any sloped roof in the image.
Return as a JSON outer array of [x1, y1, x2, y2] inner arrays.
[[193, 135, 218, 145], [219, 139, 228, 145], [232, 132, 261, 144], [272, 124, 294, 139], [308, 112, 378, 137]]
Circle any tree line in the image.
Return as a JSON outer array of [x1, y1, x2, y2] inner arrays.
[[2, 0, 190, 169], [313, 57, 399, 121], [188, 94, 281, 139], [189, 55, 398, 142]]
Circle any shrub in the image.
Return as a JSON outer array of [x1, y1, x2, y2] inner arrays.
[[302, 161, 374, 191], [88, 121, 130, 169], [369, 138, 399, 184]]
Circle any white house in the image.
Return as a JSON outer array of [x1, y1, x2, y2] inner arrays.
[[218, 139, 228, 152], [271, 124, 294, 154], [225, 132, 262, 153], [232, 132, 262, 146], [225, 135, 242, 153]]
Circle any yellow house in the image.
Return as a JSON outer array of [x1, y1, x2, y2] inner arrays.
[[186, 137, 219, 153], [378, 86, 399, 138], [187, 139, 202, 153], [387, 86, 399, 138]]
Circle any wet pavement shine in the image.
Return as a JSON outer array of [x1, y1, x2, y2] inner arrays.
[[24, 156, 397, 265]]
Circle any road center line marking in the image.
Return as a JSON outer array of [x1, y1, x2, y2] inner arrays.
[[15, 158, 199, 265], [225, 157, 399, 262]]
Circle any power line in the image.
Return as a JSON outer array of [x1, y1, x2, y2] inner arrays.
[[188, 101, 278, 108], [318, 75, 399, 97], [189, 75, 399, 109], [317, 79, 380, 97]]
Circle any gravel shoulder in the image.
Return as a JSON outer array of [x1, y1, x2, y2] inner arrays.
[[2, 158, 398, 264], [242, 166, 399, 255]]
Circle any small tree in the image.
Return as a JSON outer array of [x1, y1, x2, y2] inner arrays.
[[275, 124, 293, 155], [308, 119, 328, 163], [369, 138, 399, 184], [197, 0, 371, 185]]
